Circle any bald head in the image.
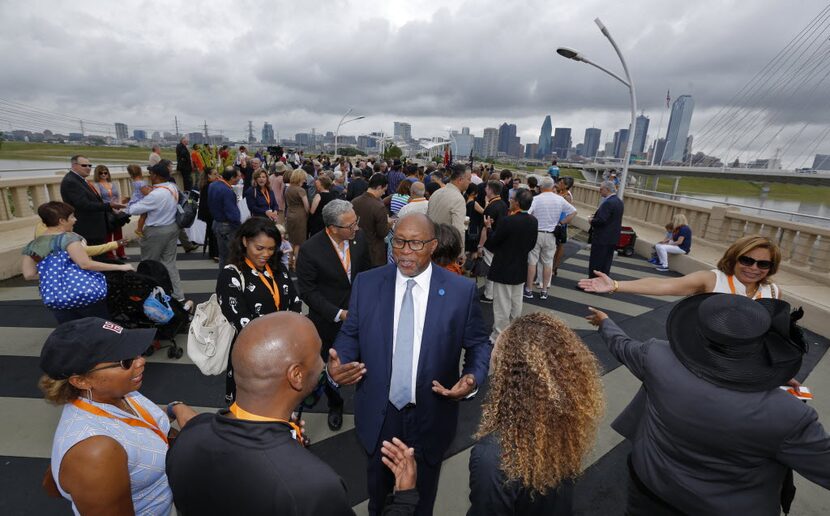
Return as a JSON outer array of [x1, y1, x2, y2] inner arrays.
[[232, 312, 323, 404]]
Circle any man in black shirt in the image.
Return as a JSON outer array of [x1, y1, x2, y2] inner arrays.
[[175, 136, 194, 192], [484, 189, 538, 343], [166, 312, 418, 515], [477, 180, 508, 303]]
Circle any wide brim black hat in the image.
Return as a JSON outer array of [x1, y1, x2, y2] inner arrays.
[[667, 293, 806, 392]]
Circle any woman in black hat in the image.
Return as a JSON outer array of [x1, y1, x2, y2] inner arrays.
[[39, 317, 196, 515], [585, 295, 828, 516], [578, 235, 782, 299]]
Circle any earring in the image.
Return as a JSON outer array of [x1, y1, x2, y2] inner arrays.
[[86, 388, 94, 402]]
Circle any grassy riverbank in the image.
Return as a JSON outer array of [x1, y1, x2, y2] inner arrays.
[[0, 142, 175, 162], [559, 167, 830, 204]]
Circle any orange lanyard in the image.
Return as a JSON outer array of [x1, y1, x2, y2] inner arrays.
[[727, 275, 762, 299], [244, 258, 281, 309], [85, 180, 101, 198], [99, 182, 114, 197], [326, 232, 351, 276], [153, 184, 179, 202], [72, 398, 168, 445], [229, 403, 304, 446], [259, 187, 271, 206]]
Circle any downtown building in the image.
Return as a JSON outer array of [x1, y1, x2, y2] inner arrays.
[[393, 122, 412, 142], [583, 128, 602, 158], [632, 115, 650, 157], [482, 128, 499, 158], [552, 127, 571, 159], [261, 123, 276, 144], [536, 115, 552, 159], [662, 95, 695, 163], [114, 123, 128, 141]]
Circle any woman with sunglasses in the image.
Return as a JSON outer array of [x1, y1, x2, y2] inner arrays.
[[216, 217, 302, 403], [94, 165, 128, 260], [40, 318, 196, 516], [578, 235, 781, 299]]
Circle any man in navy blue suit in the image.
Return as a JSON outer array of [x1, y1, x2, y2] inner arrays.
[[329, 213, 492, 516], [588, 180, 624, 278]]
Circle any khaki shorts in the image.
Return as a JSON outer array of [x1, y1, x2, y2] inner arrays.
[[528, 231, 557, 265]]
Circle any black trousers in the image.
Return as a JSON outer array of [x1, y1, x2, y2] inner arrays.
[[588, 243, 616, 278], [367, 402, 442, 516], [626, 456, 685, 516]]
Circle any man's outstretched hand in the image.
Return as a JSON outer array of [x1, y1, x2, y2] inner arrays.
[[327, 349, 366, 386], [381, 437, 417, 492], [432, 374, 476, 400]]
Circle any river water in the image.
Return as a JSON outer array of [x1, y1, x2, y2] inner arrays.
[[0, 159, 134, 178]]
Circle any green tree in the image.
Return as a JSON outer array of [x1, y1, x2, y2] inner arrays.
[[383, 144, 403, 160]]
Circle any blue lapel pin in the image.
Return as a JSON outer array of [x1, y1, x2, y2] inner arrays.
[[438, 288, 445, 296]]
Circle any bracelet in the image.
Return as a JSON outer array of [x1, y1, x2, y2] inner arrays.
[[166, 401, 184, 421], [612, 280, 619, 293]]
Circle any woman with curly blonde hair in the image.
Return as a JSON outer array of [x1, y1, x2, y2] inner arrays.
[[468, 312, 605, 515]]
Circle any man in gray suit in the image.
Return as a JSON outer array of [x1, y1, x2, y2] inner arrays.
[[587, 294, 829, 515]]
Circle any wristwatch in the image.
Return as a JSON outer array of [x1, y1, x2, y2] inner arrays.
[[166, 401, 184, 421]]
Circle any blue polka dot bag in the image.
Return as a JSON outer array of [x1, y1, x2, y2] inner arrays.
[[36, 234, 108, 310]]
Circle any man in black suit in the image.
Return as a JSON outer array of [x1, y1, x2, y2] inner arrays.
[[60, 155, 121, 246], [588, 180, 624, 278], [484, 188, 538, 343], [296, 199, 371, 430], [176, 135, 194, 192]]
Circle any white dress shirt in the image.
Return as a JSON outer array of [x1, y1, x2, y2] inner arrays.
[[392, 263, 433, 404], [528, 191, 576, 232], [126, 181, 178, 227]]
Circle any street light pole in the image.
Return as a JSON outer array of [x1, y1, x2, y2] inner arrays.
[[334, 109, 366, 157], [556, 18, 637, 200]]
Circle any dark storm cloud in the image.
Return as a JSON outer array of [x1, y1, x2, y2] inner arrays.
[[0, 0, 828, 162]]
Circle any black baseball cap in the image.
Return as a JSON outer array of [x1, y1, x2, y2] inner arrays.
[[40, 318, 155, 379]]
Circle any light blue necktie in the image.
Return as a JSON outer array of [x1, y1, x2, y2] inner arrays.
[[390, 279, 416, 409]]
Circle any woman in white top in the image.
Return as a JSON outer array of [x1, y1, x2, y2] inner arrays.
[[579, 235, 781, 299], [40, 318, 196, 516]]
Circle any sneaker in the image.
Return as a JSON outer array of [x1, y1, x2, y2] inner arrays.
[[523, 289, 534, 299], [479, 294, 493, 303], [539, 291, 549, 300], [647, 257, 658, 264], [655, 266, 670, 272]]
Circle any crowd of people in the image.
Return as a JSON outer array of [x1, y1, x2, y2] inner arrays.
[[20, 144, 830, 515]]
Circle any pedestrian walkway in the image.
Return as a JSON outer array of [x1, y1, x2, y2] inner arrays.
[[0, 243, 827, 515]]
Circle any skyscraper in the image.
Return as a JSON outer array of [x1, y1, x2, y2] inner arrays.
[[497, 123, 517, 154], [133, 129, 146, 141], [632, 115, 650, 156], [261, 122, 275, 144], [662, 95, 695, 163], [536, 115, 552, 159], [114, 123, 128, 140], [483, 128, 499, 157], [552, 128, 572, 159], [473, 137, 485, 158], [583, 128, 602, 158], [451, 130, 474, 158], [613, 129, 629, 159], [393, 122, 412, 142]]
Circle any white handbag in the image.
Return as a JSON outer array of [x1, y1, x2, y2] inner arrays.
[[187, 267, 244, 375]]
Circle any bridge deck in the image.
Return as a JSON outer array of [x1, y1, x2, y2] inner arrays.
[[0, 243, 827, 515]]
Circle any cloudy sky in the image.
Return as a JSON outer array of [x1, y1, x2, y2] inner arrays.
[[1, 0, 829, 166]]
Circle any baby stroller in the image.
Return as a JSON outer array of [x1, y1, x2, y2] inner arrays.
[[105, 260, 188, 359]]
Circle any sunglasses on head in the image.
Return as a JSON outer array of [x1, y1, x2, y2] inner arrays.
[[87, 357, 136, 373], [738, 255, 773, 270]]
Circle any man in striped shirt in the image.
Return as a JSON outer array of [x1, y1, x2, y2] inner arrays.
[[525, 176, 576, 299]]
